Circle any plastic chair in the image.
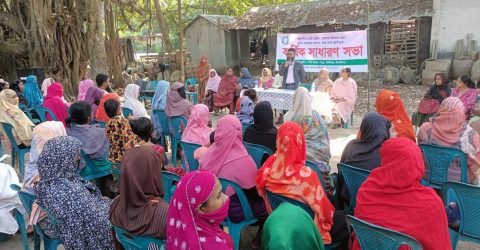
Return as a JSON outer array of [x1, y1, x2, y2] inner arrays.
[[241, 123, 250, 134], [185, 78, 199, 104], [346, 215, 423, 250], [9, 185, 28, 250], [243, 142, 274, 169], [419, 144, 468, 189], [442, 182, 480, 250], [179, 141, 201, 171], [97, 121, 106, 128], [79, 150, 112, 182], [305, 160, 328, 190], [1, 123, 30, 180], [168, 116, 188, 166], [122, 107, 133, 118], [35, 107, 57, 122], [18, 103, 38, 124], [153, 110, 172, 149], [266, 190, 314, 218], [161, 171, 181, 203], [10, 184, 63, 250], [112, 224, 165, 250], [337, 163, 371, 212], [220, 178, 258, 250], [109, 161, 121, 180]]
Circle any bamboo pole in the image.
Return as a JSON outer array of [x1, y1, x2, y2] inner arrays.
[[178, 0, 185, 82], [367, 2, 371, 112]]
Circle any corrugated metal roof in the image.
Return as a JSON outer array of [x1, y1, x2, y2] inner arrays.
[[230, 0, 433, 30], [185, 15, 238, 31]]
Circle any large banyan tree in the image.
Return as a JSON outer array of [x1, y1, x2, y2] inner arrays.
[[0, 0, 119, 97]]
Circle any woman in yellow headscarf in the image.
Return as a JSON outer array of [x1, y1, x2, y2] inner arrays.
[[0, 89, 35, 147]]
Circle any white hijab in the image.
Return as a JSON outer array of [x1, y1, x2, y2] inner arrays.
[[284, 87, 312, 122], [205, 69, 221, 92], [124, 84, 150, 119], [0, 163, 24, 234]]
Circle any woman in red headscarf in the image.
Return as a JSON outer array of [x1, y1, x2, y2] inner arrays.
[[42, 82, 69, 126], [214, 67, 238, 114], [256, 122, 347, 245], [375, 89, 415, 141], [196, 55, 211, 103], [353, 137, 451, 249]]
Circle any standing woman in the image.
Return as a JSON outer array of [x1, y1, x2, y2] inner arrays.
[[23, 75, 43, 108], [124, 84, 150, 119], [258, 68, 274, 88], [10, 80, 28, 105], [204, 69, 221, 112], [311, 68, 333, 93], [151, 80, 170, 133], [214, 67, 238, 114], [412, 73, 451, 127], [330, 67, 357, 128], [196, 55, 211, 103], [84, 86, 105, 119], [42, 82, 69, 125], [0, 89, 34, 147], [165, 82, 193, 119], [451, 75, 477, 118], [376, 89, 415, 142]]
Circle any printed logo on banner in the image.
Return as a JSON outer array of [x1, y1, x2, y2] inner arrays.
[[282, 36, 289, 45]]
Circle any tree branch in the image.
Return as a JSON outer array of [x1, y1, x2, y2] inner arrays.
[[0, 39, 28, 55]]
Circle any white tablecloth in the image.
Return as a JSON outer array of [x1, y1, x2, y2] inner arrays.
[[241, 88, 334, 123]]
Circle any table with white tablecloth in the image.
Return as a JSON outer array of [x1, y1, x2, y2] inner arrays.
[[241, 88, 334, 123]]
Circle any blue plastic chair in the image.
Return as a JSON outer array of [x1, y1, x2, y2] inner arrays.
[[337, 163, 371, 213], [112, 224, 165, 250], [241, 123, 250, 134], [153, 110, 172, 149], [168, 116, 188, 166], [266, 190, 314, 218], [161, 171, 181, 203], [1, 123, 30, 180], [10, 184, 63, 250], [442, 182, 480, 250], [185, 78, 198, 104], [97, 121, 106, 128], [79, 151, 112, 182], [109, 161, 121, 180], [220, 178, 258, 250], [122, 107, 133, 118], [18, 103, 39, 124], [346, 215, 423, 250], [179, 140, 201, 171], [419, 144, 468, 189], [35, 107, 57, 122], [305, 160, 328, 189], [243, 142, 274, 169]]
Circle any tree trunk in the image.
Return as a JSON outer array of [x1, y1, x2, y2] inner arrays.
[[153, 0, 174, 52], [104, 0, 124, 88], [178, 0, 185, 82], [86, 0, 108, 81]]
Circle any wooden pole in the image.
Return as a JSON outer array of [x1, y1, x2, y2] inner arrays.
[[178, 0, 185, 82], [367, 2, 371, 112]]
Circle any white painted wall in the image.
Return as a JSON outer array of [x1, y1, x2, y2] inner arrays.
[[431, 0, 480, 58]]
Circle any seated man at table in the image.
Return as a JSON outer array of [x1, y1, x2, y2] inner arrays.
[[330, 67, 357, 129], [277, 48, 306, 124]]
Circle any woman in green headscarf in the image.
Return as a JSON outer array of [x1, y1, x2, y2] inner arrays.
[[262, 202, 324, 250]]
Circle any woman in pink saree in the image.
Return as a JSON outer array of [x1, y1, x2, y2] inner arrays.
[[330, 67, 357, 128]]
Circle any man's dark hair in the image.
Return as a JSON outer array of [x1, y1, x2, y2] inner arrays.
[[130, 117, 154, 142], [243, 89, 257, 102], [96, 74, 109, 88], [342, 67, 352, 76], [104, 99, 120, 119], [287, 48, 296, 53]]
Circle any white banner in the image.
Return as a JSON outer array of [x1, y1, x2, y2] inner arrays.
[[275, 30, 368, 73]]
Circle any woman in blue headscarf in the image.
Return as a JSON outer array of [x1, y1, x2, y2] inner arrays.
[[23, 75, 43, 108], [239, 68, 257, 89], [151, 80, 170, 133]]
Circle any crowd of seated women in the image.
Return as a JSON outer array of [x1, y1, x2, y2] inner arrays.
[[1, 67, 479, 250]]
